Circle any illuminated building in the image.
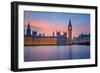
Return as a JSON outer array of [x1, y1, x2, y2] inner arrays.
[[68, 19, 72, 45], [24, 20, 72, 46]]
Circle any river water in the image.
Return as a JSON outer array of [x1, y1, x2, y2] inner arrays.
[[24, 45, 90, 62]]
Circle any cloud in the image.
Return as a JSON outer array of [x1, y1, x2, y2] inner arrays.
[[73, 27, 90, 37], [24, 19, 89, 37], [24, 19, 56, 36]]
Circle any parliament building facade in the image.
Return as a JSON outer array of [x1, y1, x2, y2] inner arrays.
[[24, 20, 72, 46]]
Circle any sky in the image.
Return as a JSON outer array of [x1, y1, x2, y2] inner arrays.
[[24, 11, 90, 38]]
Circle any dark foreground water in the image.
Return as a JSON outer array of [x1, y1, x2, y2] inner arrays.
[[24, 45, 90, 62]]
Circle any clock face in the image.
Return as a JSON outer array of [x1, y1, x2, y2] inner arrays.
[[69, 27, 72, 29]]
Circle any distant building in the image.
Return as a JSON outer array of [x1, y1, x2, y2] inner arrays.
[[73, 33, 90, 45], [24, 19, 73, 46]]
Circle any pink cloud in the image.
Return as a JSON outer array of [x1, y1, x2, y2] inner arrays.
[[73, 28, 90, 37], [25, 19, 89, 37], [25, 19, 56, 36]]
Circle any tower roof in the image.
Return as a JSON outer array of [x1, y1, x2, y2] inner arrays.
[[28, 22, 30, 26], [28, 22, 31, 28], [68, 19, 72, 27]]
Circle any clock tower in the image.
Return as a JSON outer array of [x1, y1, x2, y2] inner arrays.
[[68, 19, 72, 45]]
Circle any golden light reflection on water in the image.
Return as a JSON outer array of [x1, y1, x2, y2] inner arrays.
[[24, 45, 90, 61]]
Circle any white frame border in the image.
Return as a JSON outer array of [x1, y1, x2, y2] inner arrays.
[[18, 5, 96, 69]]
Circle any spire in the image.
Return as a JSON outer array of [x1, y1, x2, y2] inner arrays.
[[43, 33, 45, 37], [53, 31, 54, 37], [27, 22, 31, 36], [28, 22, 30, 27], [68, 19, 72, 27]]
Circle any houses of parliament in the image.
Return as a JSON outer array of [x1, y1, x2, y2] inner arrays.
[[24, 19, 72, 46]]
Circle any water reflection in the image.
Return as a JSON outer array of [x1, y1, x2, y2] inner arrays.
[[24, 45, 90, 62]]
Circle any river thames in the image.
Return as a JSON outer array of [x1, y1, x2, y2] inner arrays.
[[24, 45, 90, 62]]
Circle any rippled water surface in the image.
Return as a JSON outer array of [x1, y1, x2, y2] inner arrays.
[[24, 45, 90, 61]]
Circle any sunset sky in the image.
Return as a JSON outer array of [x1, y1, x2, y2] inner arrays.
[[24, 11, 90, 38]]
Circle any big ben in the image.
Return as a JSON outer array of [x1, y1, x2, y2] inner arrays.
[[68, 19, 72, 45]]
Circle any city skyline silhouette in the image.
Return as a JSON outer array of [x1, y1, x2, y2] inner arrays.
[[24, 11, 90, 38]]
